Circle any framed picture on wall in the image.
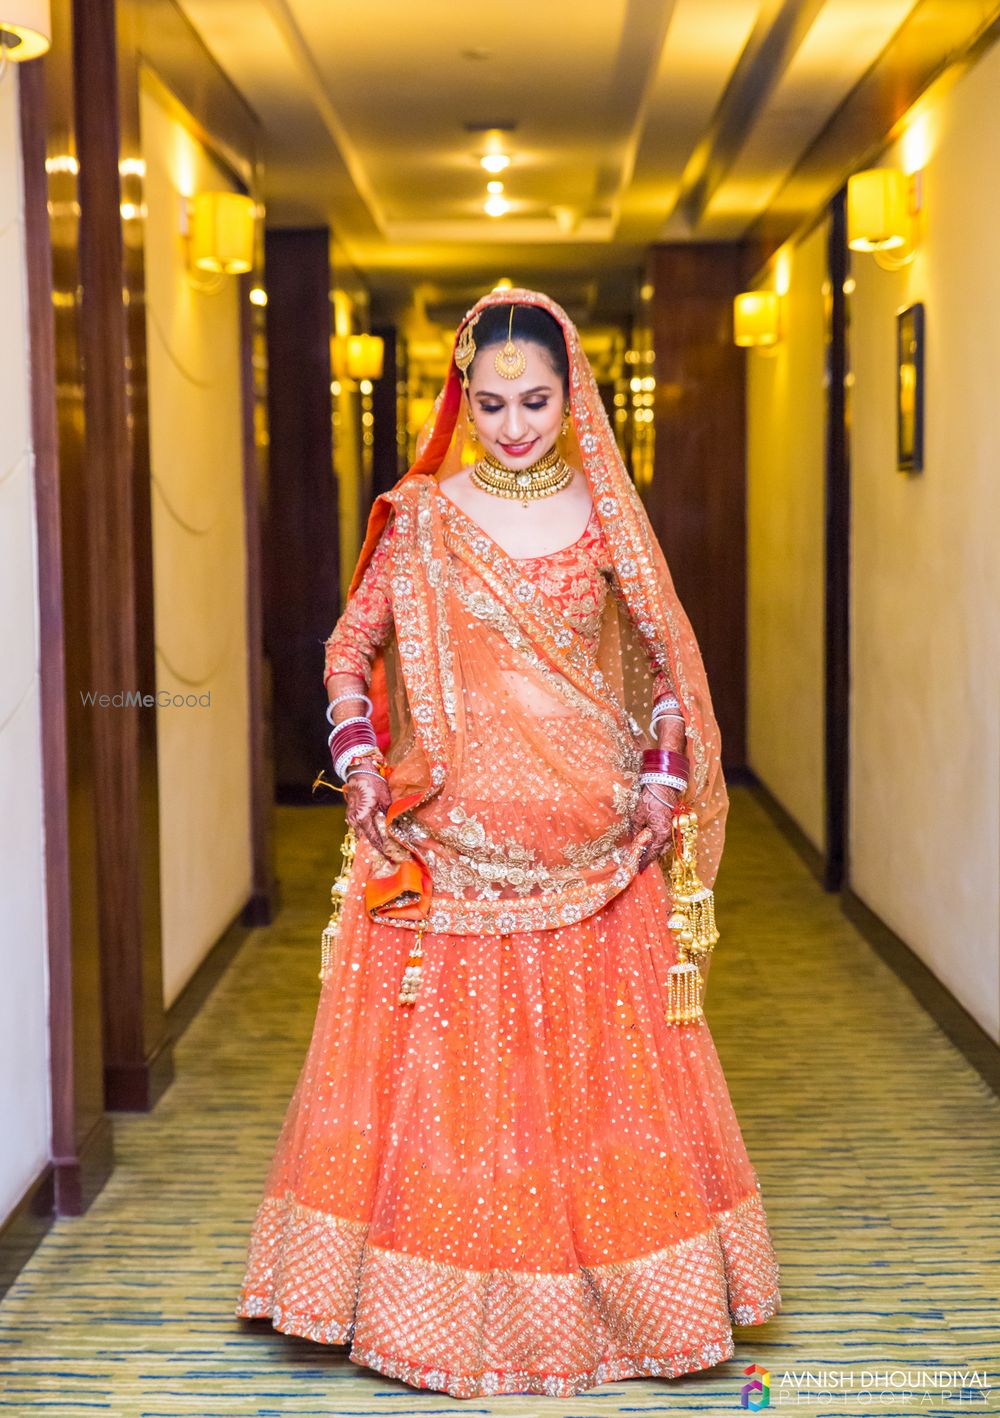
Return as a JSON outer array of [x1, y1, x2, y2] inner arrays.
[[896, 301, 925, 473]]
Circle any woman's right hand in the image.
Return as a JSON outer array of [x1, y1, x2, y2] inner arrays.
[[343, 769, 394, 857]]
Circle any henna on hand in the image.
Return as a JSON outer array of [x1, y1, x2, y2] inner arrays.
[[343, 771, 393, 857], [634, 783, 680, 872]]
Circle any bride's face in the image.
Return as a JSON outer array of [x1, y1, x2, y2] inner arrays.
[[466, 342, 565, 469]]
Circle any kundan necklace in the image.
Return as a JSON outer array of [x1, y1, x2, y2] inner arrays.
[[471, 445, 574, 507]]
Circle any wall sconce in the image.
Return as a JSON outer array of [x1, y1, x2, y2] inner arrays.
[[847, 167, 922, 270], [346, 333, 384, 381], [187, 191, 255, 275], [0, 0, 51, 66], [733, 290, 781, 349]]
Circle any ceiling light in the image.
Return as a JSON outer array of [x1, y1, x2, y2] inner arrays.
[[0, 0, 51, 61], [481, 153, 510, 174], [249, 287, 268, 307], [486, 180, 504, 195], [484, 195, 508, 217], [493, 278, 513, 290], [552, 206, 580, 234], [45, 153, 78, 175]]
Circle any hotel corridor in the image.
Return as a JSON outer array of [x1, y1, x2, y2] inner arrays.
[[0, 787, 996, 1415]]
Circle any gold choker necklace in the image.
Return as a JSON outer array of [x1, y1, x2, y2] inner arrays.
[[471, 445, 573, 506]]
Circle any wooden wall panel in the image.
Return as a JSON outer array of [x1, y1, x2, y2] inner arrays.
[[646, 244, 756, 772], [17, 6, 114, 1223], [72, 0, 171, 1113], [371, 324, 400, 499], [263, 228, 338, 799]]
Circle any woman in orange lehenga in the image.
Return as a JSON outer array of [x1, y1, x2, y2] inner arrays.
[[235, 288, 781, 1398]]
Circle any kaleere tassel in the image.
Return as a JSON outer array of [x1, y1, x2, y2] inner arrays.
[[664, 807, 719, 1025], [398, 919, 428, 1007], [319, 825, 358, 981]]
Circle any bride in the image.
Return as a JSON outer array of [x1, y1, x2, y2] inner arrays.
[[235, 288, 781, 1398]]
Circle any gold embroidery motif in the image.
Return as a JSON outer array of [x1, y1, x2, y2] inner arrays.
[[418, 489, 457, 730]]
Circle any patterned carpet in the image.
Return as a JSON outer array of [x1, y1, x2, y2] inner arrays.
[[0, 786, 997, 1417]]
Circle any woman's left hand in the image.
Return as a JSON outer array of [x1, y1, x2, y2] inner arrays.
[[634, 784, 680, 872]]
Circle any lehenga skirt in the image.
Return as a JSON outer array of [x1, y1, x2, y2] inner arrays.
[[235, 834, 782, 1398]]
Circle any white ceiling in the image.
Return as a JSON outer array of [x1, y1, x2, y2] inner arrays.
[[177, 0, 920, 317]]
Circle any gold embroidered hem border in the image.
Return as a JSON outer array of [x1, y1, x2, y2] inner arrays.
[[235, 1187, 781, 1398]]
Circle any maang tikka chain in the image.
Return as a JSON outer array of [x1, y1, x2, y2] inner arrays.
[[494, 306, 528, 380]]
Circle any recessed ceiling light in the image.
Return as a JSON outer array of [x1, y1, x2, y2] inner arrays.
[[486, 180, 504, 194], [484, 195, 508, 217], [481, 153, 510, 174]]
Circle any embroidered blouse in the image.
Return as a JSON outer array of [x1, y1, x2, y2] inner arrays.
[[324, 498, 674, 702]]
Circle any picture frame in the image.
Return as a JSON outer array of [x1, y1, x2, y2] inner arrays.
[[896, 301, 925, 473]]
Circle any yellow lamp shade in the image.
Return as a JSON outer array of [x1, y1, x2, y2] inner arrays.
[[408, 396, 436, 435], [346, 333, 384, 381], [847, 168, 909, 251], [190, 191, 255, 274], [0, 0, 50, 58], [330, 335, 349, 381], [733, 290, 780, 348]]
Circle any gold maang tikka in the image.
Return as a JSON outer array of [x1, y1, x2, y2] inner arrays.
[[494, 305, 528, 380]]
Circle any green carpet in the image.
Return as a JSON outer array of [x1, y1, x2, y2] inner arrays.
[[0, 787, 996, 1417]]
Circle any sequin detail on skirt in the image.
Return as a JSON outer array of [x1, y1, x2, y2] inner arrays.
[[236, 1187, 780, 1398]]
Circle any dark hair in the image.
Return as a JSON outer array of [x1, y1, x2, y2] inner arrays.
[[464, 302, 569, 393]]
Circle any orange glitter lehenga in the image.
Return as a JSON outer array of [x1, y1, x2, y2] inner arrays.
[[234, 290, 782, 1398]]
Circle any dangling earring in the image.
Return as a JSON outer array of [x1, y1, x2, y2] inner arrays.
[[466, 415, 479, 447], [560, 403, 571, 439]]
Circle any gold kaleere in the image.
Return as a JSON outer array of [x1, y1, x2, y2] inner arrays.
[[664, 808, 719, 1025], [398, 919, 428, 1006], [319, 825, 358, 981]]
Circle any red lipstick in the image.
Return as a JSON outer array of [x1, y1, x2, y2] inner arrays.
[[499, 438, 538, 457]]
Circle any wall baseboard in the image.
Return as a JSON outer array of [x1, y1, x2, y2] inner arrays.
[[0, 1166, 53, 1303], [841, 888, 1000, 1099], [0, 1110, 114, 1302], [746, 771, 1000, 1099], [104, 1033, 175, 1113], [164, 899, 259, 1048], [737, 768, 828, 886]]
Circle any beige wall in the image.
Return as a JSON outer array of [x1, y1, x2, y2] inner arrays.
[[849, 45, 1000, 1042], [746, 219, 828, 853], [140, 70, 252, 1008], [0, 71, 51, 1218], [746, 41, 1000, 1041]]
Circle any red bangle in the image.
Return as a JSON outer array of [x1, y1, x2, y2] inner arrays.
[[330, 722, 377, 746], [641, 749, 689, 770]]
